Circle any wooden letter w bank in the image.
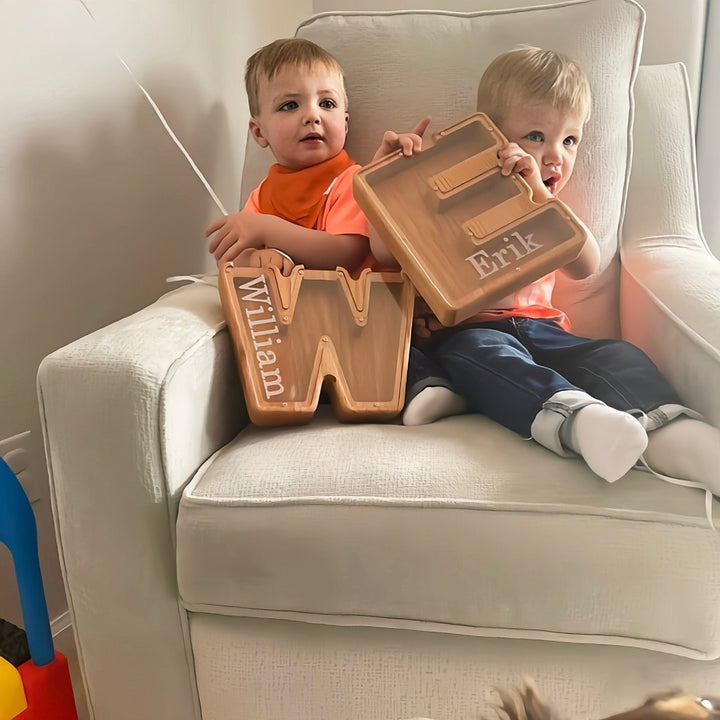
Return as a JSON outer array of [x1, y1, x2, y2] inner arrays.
[[219, 261, 414, 426]]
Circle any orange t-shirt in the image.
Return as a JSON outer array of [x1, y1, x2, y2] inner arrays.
[[244, 164, 369, 238]]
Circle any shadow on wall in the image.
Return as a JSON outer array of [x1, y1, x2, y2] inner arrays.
[[5, 66, 232, 363]]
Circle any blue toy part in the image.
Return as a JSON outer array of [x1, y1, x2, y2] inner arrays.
[[0, 458, 55, 666]]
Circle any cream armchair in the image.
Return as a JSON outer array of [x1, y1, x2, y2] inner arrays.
[[38, 2, 720, 719]]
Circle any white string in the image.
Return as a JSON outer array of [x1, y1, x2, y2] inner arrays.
[[637, 456, 717, 532], [75, 0, 228, 216], [165, 274, 218, 287]]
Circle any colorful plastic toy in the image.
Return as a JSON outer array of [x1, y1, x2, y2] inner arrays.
[[218, 255, 414, 426], [354, 112, 589, 326], [0, 458, 78, 720]]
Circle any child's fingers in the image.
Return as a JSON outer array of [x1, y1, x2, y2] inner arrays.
[[399, 131, 427, 156], [399, 135, 416, 156], [381, 130, 399, 151], [208, 228, 229, 254], [513, 155, 535, 177], [212, 232, 238, 261], [497, 148, 532, 177], [499, 155, 521, 176], [232, 248, 261, 268], [217, 244, 236, 266], [232, 248, 293, 275], [412, 317, 431, 339], [218, 236, 255, 266], [207, 233, 220, 254], [409, 133, 424, 153], [207, 222, 232, 255], [497, 143, 525, 164], [205, 217, 226, 237], [499, 141, 523, 156], [410, 116, 431, 138]]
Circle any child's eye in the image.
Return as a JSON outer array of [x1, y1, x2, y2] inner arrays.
[[525, 131, 544, 143], [564, 136, 578, 146], [278, 101, 298, 111], [319, 99, 337, 109]]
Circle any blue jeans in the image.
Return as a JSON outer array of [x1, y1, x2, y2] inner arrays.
[[407, 317, 682, 438]]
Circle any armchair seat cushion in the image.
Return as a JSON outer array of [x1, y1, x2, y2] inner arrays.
[[176, 410, 720, 659]]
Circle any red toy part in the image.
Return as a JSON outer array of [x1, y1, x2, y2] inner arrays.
[[15, 652, 77, 720]]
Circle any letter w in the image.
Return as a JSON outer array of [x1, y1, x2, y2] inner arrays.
[[237, 275, 272, 304]]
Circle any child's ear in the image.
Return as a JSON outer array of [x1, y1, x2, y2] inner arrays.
[[249, 117, 269, 148], [345, 112, 349, 135]]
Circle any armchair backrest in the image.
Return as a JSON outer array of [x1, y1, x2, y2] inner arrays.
[[241, 0, 644, 338]]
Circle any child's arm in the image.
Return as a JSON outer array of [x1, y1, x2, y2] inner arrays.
[[368, 117, 432, 267], [497, 143, 600, 279], [205, 212, 369, 271], [368, 229, 400, 269], [559, 218, 601, 279]]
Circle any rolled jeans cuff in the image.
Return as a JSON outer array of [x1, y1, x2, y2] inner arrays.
[[530, 390, 605, 457]]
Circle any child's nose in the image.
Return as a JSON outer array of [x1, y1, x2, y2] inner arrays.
[[303, 107, 321, 124], [543, 143, 562, 166]]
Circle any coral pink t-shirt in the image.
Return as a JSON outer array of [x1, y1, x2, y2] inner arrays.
[[463, 271, 570, 330], [417, 271, 570, 333]]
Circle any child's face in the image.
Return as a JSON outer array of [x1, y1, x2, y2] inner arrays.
[[249, 63, 349, 170], [499, 100, 585, 196]]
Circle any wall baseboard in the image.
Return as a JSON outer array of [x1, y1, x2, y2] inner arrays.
[[51, 610, 72, 639]]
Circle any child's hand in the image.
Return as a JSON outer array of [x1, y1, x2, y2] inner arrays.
[[412, 316, 432, 340], [497, 142, 552, 202], [205, 212, 276, 266], [372, 116, 431, 162], [232, 247, 296, 276]]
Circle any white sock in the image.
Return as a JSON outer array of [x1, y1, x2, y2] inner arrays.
[[644, 417, 720, 495], [403, 386, 467, 426], [560, 403, 648, 482]]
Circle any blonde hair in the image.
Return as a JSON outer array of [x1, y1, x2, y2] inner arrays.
[[245, 38, 347, 116], [476, 46, 591, 126]]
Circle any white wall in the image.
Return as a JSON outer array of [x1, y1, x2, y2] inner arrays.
[[0, 0, 311, 640]]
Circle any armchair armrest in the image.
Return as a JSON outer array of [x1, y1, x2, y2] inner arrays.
[[621, 63, 720, 426], [37, 280, 246, 720]]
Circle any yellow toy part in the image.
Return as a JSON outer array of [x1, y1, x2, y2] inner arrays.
[[0, 655, 27, 720]]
